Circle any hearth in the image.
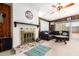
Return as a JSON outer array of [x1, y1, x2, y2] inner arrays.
[[21, 28, 35, 45]]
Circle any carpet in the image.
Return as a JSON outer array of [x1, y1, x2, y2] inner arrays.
[[24, 45, 51, 56]]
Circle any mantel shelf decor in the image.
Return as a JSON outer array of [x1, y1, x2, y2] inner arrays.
[[14, 21, 39, 28]]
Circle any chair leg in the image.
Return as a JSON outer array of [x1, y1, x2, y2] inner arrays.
[[63, 40, 67, 44]]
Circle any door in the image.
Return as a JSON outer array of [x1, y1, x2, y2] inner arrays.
[[50, 25, 55, 31], [0, 4, 11, 37]]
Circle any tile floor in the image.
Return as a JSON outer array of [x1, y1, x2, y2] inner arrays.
[[0, 35, 79, 56], [15, 38, 79, 56]]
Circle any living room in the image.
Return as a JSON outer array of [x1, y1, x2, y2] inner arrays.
[[0, 3, 79, 56]]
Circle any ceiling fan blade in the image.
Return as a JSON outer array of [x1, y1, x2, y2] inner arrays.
[[64, 3, 75, 8], [52, 5, 56, 8], [50, 12, 55, 14]]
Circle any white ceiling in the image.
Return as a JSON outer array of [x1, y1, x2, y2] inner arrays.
[[22, 3, 79, 21]]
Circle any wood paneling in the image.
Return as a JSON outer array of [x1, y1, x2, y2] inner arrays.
[[51, 14, 79, 22], [39, 17, 50, 22], [71, 14, 79, 20], [0, 4, 11, 37]]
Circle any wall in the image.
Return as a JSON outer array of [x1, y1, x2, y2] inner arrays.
[[13, 4, 39, 24], [40, 19, 49, 31], [70, 21, 79, 33], [13, 3, 39, 48]]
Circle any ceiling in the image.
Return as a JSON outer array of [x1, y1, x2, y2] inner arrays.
[[22, 3, 79, 21]]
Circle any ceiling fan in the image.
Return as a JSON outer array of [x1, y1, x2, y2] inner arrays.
[[51, 3, 75, 14]]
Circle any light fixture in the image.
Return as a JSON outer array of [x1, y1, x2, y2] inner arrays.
[[52, 3, 63, 12], [51, 3, 75, 14]]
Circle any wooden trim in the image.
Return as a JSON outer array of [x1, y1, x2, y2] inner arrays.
[[14, 21, 39, 27], [39, 17, 50, 22], [49, 22, 51, 31], [51, 18, 68, 22], [0, 3, 10, 7], [50, 14, 79, 22], [39, 14, 79, 22], [38, 17, 40, 38], [71, 14, 79, 20], [50, 17, 70, 22]]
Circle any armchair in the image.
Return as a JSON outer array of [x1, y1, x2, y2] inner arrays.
[[39, 31, 52, 41]]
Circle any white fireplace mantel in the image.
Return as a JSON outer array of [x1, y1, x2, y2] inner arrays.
[[13, 21, 39, 48]]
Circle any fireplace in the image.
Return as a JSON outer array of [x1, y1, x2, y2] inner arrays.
[[21, 28, 35, 45]]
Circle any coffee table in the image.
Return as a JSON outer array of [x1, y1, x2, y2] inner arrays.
[[55, 35, 69, 44]]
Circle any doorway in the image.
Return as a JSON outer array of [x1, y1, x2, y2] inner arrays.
[[71, 21, 79, 40], [0, 3, 12, 52]]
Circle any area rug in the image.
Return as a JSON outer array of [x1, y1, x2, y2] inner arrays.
[[24, 45, 51, 56]]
